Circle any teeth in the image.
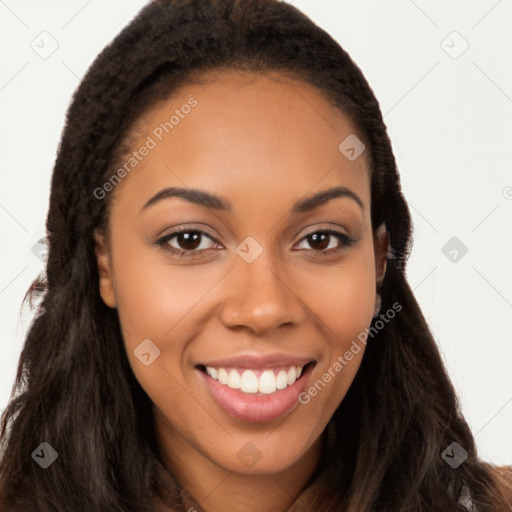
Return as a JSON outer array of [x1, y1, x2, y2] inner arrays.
[[259, 370, 276, 394], [218, 368, 228, 385], [206, 367, 218, 379], [276, 370, 288, 390], [287, 367, 296, 385], [205, 365, 305, 395], [240, 370, 259, 393], [227, 369, 241, 389]]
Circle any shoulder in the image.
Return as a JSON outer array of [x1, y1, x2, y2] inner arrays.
[[493, 465, 512, 502]]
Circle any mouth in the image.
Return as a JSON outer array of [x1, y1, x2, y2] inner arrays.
[[197, 361, 315, 395], [195, 358, 316, 423]]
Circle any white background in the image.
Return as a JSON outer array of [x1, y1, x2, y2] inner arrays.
[[0, 1, 511, 465]]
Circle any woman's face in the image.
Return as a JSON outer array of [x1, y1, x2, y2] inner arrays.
[[95, 69, 388, 477]]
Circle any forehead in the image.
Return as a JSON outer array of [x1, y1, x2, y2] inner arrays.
[[112, 68, 370, 216]]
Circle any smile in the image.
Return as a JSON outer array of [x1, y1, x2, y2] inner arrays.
[[204, 365, 304, 394], [196, 358, 316, 423]]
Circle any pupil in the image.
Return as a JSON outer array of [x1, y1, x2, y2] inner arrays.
[[309, 232, 329, 250], [178, 232, 201, 250]]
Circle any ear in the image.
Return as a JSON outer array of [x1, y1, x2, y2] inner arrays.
[[374, 222, 389, 287], [94, 229, 117, 308]]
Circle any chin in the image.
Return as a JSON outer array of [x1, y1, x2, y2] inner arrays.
[[209, 428, 321, 476]]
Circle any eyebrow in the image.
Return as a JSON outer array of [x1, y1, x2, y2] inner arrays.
[[141, 185, 364, 214], [142, 187, 231, 212], [291, 186, 364, 213]]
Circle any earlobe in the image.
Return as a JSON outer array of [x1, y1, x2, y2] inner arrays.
[[94, 230, 117, 308]]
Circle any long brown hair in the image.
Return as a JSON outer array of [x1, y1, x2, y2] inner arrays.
[[1, 1, 510, 510]]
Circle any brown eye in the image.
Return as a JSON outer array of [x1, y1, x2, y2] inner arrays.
[[295, 229, 356, 254], [158, 230, 219, 255], [174, 231, 202, 251], [306, 232, 331, 251]]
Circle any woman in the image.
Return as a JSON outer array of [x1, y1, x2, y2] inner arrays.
[[1, 1, 511, 510]]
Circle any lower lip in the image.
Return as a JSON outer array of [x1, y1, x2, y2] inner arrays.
[[198, 364, 314, 423]]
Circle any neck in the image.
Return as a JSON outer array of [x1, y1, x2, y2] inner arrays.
[[154, 414, 325, 512]]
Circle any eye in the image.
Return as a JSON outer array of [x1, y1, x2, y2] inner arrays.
[[156, 229, 221, 257], [294, 229, 356, 254]]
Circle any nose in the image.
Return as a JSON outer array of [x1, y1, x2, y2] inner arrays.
[[219, 253, 306, 335]]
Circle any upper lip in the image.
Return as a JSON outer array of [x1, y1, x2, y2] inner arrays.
[[198, 353, 315, 369]]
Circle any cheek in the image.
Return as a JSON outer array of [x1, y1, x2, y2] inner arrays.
[[110, 250, 218, 417], [107, 233, 230, 405], [323, 270, 374, 330], [111, 241, 222, 349], [297, 248, 376, 414], [306, 249, 376, 344]]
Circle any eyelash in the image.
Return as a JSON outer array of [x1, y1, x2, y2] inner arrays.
[[155, 227, 356, 259]]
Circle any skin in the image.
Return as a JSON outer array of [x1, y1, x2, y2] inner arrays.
[[95, 69, 388, 512]]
